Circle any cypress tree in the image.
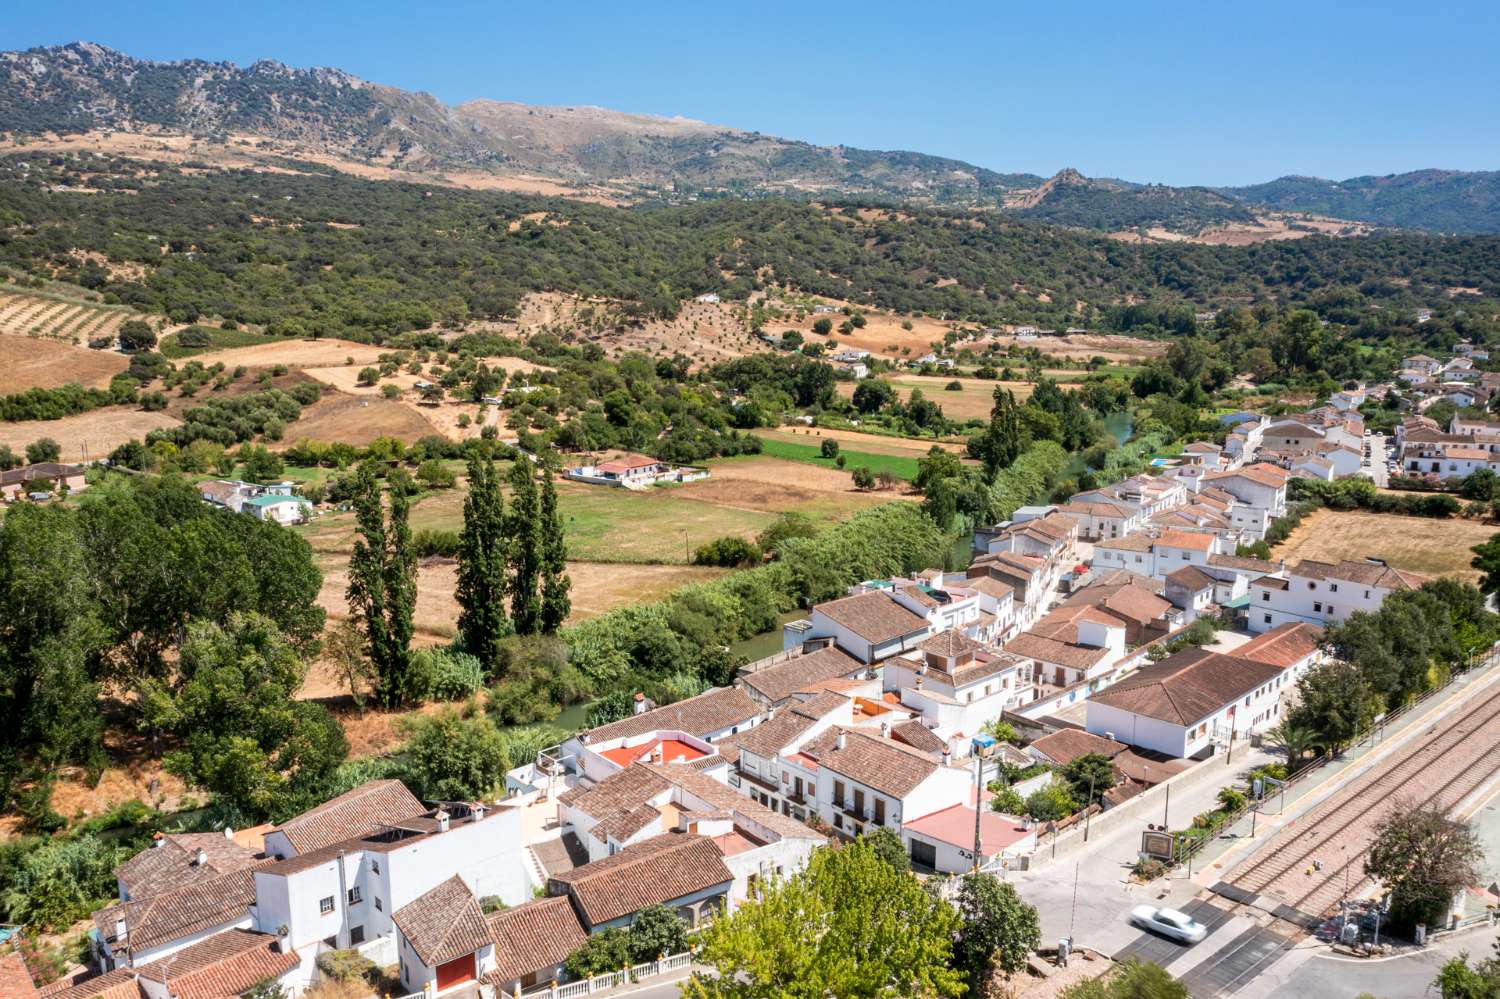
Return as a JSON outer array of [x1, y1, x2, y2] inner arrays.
[[346, 461, 418, 707], [456, 452, 510, 669], [506, 458, 543, 635], [539, 465, 572, 634], [980, 387, 1024, 481]]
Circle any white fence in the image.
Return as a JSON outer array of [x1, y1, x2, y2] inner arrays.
[[514, 951, 696, 998]]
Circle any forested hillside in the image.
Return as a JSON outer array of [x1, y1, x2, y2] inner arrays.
[[1227, 170, 1500, 234], [1, 153, 1498, 342]]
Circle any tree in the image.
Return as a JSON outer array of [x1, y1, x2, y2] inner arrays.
[[820, 437, 840, 459], [627, 903, 690, 960], [1366, 799, 1483, 932], [1472, 534, 1500, 595], [683, 838, 964, 999], [851, 466, 876, 490], [239, 444, 284, 483], [416, 459, 456, 489], [539, 466, 571, 634], [506, 460, 544, 634], [142, 613, 347, 819], [346, 462, 418, 707], [954, 875, 1042, 991], [1287, 660, 1370, 754], [851, 378, 896, 414], [1060, 959, 1188, 999], [323, 620, 376, 714], [861, 827, 909, 872], [1435, 941, 1500, 999], [979, 388, 1024, 480], [1062, 753, 1117, 808], [1025, 783, 1077, 822], [1265, 720, 1317, 769], [403, 708, 510, 800], [117, 319, 157, 352], [456, 453, 511, 670], [812, 317, 833, 336], [25, 438, 61, 464], [0, 444, 18, 470]]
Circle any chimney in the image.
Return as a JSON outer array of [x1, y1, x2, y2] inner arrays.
[[435, 810, 450, 833], [835, 732, 846, 751], [942, 749, 952, 768], [472, 803, 486, 824], [633, 692, 647, 715], [652, 742, 664, 764], [194, 848, 208, 867], [152, 832, 164, 848], [880, 721, 890, 739], [222, 826, 235, 840]]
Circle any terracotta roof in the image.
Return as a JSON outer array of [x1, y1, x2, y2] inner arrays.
[[94, 867, 258, 953], [1027, 729, 1128, 765], [0, 462, 83, 488], [740, 645, 863, 705], [1234, 623, 1324, 668], [965, 576, 1015, 601], [896, 583, 939, 608], [890, 720, 947, 754], [918, 629, 980, 659], [1207, 553, 1281, 573], [814, 591, 930, 645], [549, 833, 733, 927], [484, 897, 589, 986], [1060, 500, 1135, 518], [1003, 632, 1110, 670], [135, 929, 297, 999], [115, 833, 260, 899], [1165, 566, 1215, 591], [272, 779, 424, 855], [1206, 466, 1287, 489], [557, 764, 671, 820], [392, 875, 493, 967], [36, 969, 138, 999], [1291, 559, 1428, 591], [641, 763, 821, 842], [583, 686, 760, 743], [949, 651, 1026, 688], [0, 952, 37, 999], [1090, 649, 1285, 726], [1060, 583, 1172, 626], [596, 454, 660, 473], [1156, 530, 1215, 552], [1094, 534, 1154, 552], [807, 728, 941, 798]]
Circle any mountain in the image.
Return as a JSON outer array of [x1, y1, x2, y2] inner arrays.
[[1224, 170, 1500, 234], [1, 43, 1496, 235], [1009, 168, 1256, 231], [0, 42, 1040, 204]]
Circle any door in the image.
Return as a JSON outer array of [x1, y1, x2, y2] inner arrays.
[[436, 954, 475, 992], [909, 838, 937, 870]]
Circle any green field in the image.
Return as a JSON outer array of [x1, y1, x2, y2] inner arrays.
[[754, 436, 921, 481], [406, 478, 778, 564], [160, 327, 280, 359]]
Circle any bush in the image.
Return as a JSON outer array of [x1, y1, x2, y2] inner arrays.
[[820, 437, 840, 458], [414, 648, 486, 702], [174, 326, 214, 348], [401, 709, 510, 800], [945, 380, 963, 391], [1025, 783, 1077, 822], [412, 528, 461, 557], [1132, 857, 1166, 881], [315, 949, 375, 983], [692, 536, 761, 567], [416, 459, 457, 489]]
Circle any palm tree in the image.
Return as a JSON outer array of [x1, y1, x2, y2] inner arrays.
[[1267, 720, 1316, 770]]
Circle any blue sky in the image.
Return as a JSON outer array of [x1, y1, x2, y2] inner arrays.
[[8, 0, 1499, 186]]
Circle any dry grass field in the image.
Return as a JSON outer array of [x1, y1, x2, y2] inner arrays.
[[185, 337, 390, 370], [1271, 508, 1492, 583], [289, 395, 443, 447], [835, 374, 1081, 420], [681, 455, 908, 518], [755, 426, 966, 456], [0, 407, 180, 461], [0, 333, 129, 390]]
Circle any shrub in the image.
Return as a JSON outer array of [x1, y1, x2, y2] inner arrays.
[[1025, 783, 1077, 822], [412, 528, 461, 557], [945, 380, 963, 391], [315, 949, 375, 983], [692, 536, 761, 567], [1132, 857, 1166, 881], [1216, 787, 1248, 813], [820, 437, 840, 458], [412, 648, 485, 702]]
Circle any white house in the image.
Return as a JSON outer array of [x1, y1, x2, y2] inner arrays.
[[883, 630, 1035, 739], [803, 728, 971, 840], [1085, 648, 1291, 758], [559, 686, 762, 784], [1201, 464, 1288, 540], [788, 590, 932, 663], [1248, 559, 1427, 633]]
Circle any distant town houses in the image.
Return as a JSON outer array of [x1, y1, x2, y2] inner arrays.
[[564, 453, 709, 489]]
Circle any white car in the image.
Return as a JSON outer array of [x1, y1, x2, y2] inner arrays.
[[1130, 905, 1207, 944]]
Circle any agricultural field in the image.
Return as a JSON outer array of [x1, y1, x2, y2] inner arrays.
[[835, 373, 1083, 421], [755, 426, 965, 456], [1271, 508, 1493, 583], [752, 435, 923, 481], [0, 406, 180, 461], [0, 287, 137, 344], [0, 332, 129, 390], [159, 327, 282, 359]]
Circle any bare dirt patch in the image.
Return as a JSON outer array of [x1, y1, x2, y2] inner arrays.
[[0, 333, 128, 390], [1271, 508, 1493, 583], [288, 394, 442, 447], [0, 407, 180, 461], [186, 338, 390, 370]]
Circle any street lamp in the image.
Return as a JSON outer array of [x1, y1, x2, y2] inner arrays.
[[970, 734, 997, 871]]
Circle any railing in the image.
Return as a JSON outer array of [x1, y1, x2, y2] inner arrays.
[[517, 950, 696, 998]]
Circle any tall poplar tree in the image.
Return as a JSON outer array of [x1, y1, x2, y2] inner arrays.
[[506, 459, 543, 635], [539, 465, 572, 633], [456, 452, 510, 668], [979, 387, 1024, 480], [346, 461, 418, 707]]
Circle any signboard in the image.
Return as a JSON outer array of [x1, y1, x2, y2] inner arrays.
[[1141, 830, 1175, 861]]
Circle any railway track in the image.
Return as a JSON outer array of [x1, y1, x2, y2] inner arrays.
[[1217, 675, 1500, 923]]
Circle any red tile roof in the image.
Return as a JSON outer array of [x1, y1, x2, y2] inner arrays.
[[394, 875, 494, 967], [1233, 623, 1324, 668], [814, 591, 930, 645], [94, 867, 258, 953], [1028, 729, 1128, 766], [548, 833, 733, 927], [1090, 649, 1284, 725], [740, 645, 864, 705], [583, 686, 760, 744], [0, 952, 37, 999], [484, 896, 589, 986], [135, 929, 297, 999], [272, 779, 424, 855], [114, 832, 260, 899]]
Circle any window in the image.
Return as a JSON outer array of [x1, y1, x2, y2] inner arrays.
[[1329, 583, 1338, 593], [854, 789, 865, 814], [347, 886, 362, 905], [372, 861, 380, 875], [1263, 614, 1272, 624], [1307, 582, 1316, 590], [1313, 602, 1322, 613], [319, 896, 335, 915], [834, 813, 843, 830], [1261, 591, 1270, 601], [1364, 589, 1371, 599], [375, 897, 383, 912], [350, 925, 365, 946], [833, 781, 846, 808], [874, 798, 886, 825]]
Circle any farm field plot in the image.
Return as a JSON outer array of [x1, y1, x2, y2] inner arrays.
[[834, 375, 1075, 419], [756, 426, 965, 456], [682, 455, 904, 518], [159, 327, 281, 359], [0, 288, 135, 344], [0, 406, 179, 461], [288, 394, 443, 446], [183, 337, 391, 370], [0, 332, 129, 390], [1271, 508, 1492, 583], [753, 435, 922, 481]]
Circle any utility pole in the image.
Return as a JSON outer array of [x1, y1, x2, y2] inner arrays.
[[1163, 781, 1171, 829], [1083, 771, 1097, 842]]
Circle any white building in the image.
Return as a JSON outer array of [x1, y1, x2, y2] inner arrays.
[[1248, 559, 1427, 633]]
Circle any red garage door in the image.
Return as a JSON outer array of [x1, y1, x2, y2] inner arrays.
[[436, 955, 475, 992]]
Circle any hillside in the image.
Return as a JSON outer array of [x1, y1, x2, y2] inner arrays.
[[1010, 168, 1256, 232], [1225, 170, 1500, 234]]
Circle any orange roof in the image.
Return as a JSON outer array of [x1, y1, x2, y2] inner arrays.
[[600, 738, 708, 768], [903, 803, 1033, 856], [1234, 622, 1324, 668], [1156, 530, 1214, 552]]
